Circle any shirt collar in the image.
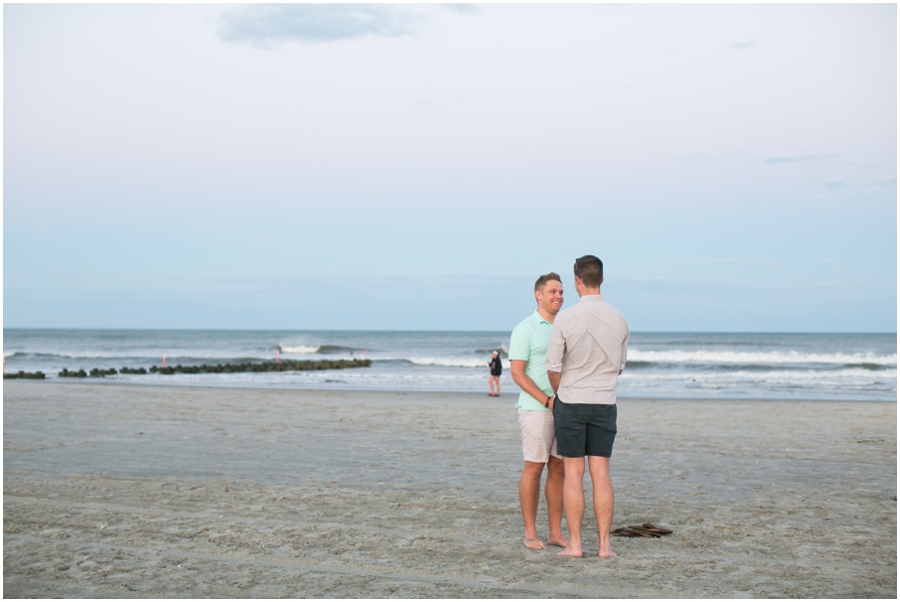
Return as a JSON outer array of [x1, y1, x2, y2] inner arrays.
[[579, 294, 606, 302], [532, 310, 551, 325]]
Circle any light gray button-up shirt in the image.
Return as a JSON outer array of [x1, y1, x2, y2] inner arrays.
[[545, 294, 629, 405]]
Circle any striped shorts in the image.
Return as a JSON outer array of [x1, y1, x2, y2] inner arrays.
[[517, 409, 561, 463]]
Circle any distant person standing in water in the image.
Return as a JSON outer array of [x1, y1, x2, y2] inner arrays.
[[546, 255, 629, 559], [488, 351, 502, 397], [508, 272, 567, 550]]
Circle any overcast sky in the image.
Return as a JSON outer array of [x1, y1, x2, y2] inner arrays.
[[4, 3, 897, 332]]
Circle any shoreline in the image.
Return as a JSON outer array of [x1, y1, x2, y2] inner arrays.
[[7, 377, 896, 403], [4, 381, 896, 597]]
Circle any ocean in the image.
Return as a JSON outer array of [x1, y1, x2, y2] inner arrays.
[[2, 329, 896, 401]]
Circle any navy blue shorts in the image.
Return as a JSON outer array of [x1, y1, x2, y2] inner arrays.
[[553, 397, 617, 458]]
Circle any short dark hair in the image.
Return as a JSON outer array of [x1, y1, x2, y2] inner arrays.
[[573, 255, 603, 288], [534, 272, 562, 292]]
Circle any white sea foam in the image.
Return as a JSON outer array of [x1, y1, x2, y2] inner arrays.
[[619, 368, 897, 394], [279, 345, 321, 354], [407, 357, 489, 368], [627, 349, 897, 366]]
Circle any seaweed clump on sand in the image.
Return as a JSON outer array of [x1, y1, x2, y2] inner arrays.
[[147, 359, 372, 375], [4, 370, 46, 380]]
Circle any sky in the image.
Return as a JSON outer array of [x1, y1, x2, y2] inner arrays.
[[3, 2, 897, 332]]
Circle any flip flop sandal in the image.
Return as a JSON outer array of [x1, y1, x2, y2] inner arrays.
[[641, 523, 673, 535]]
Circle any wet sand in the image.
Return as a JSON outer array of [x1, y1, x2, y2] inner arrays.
[[3, 381, 896, 598]]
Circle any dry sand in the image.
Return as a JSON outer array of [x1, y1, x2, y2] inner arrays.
[[3, 381, 896, 598]]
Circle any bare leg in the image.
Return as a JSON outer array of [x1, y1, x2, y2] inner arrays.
[[489, 377, 497, 395], [519, 461, 546, 549], [545, 455, 567, 547], [588, 456, 616, 558], [557, 456, 585, 557]]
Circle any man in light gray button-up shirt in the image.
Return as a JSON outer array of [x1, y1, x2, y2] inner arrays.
[[546, 255, 629, 558]]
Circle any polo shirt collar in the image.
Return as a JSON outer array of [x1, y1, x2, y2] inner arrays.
[[532, 310, 551, 325]]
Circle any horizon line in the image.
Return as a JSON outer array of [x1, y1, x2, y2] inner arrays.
[[3, 327, 896, 336]]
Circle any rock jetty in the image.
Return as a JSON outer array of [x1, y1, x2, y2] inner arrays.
[[90, 368, 118, 377], [3, 370, 46, 380], [58, 369, 88, 378], [55, 359, 372, 378], [148, 359, 371, 374]]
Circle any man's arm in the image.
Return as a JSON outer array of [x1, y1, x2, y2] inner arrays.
[[619, 325, 629, 376], [547, 370, 560, 394], [545, 319, 566, 401], [510, 361, 553, 407]]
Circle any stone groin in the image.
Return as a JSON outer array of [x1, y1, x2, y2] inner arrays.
[[59, 369, 88, 378], [149, 359, 371, 375], [90, 368, 118, 377], [3, 370, 46, 380], [53, 359, 372, 378]]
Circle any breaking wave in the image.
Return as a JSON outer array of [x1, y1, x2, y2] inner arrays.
[[626, 349, 896, 367]]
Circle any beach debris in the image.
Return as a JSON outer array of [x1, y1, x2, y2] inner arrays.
[[611, 523, 673, 538], [3, 370, 46, 380]]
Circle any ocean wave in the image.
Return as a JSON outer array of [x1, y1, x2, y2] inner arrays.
[[278, 345, 321, 354], [2, 349, 276, 361], [318, 345, 357, 354], [3, 351, 129, 360], [619, 367, 896, 385], [627, 349, 897, 367], [475, 346, 509, 357], [404, 357, 492, 369], [278, 344, 357, 355]]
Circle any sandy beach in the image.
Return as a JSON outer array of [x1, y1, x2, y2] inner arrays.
[[3, 381, 896, 598]]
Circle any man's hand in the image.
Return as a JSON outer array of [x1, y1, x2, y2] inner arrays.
[[510, 360, 553, 406]]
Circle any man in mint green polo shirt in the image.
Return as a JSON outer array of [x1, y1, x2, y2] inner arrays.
[[509, 272, 567, 551]]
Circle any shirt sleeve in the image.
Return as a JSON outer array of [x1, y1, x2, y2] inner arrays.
[[508, 324, 530, 361], [545, 319, 565, 373], [620, 322, 630, 372]]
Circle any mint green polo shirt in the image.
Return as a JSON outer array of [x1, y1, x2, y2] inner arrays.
[[509, 311, 554, 411]]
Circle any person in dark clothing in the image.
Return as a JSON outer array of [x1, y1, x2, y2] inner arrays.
[[489, 350, 503, 397]]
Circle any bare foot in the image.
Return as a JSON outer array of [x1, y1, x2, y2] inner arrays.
[[547, 535, 568, 548], [556, 545, 583, 557], [598, 547, 617, 558], [524, 537, 546, 550]]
